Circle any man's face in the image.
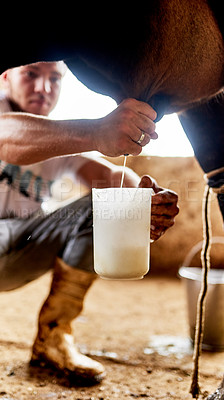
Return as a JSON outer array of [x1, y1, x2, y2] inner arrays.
[[5, 62, 66, 116]]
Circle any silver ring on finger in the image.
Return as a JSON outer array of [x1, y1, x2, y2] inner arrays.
[[137, 131, 145, 145]]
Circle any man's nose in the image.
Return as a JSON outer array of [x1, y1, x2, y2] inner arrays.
[[35, 78, 51, 94]]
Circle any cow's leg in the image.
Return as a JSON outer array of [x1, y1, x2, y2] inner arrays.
[[206, 376, 224, 400], [31, 257, 105, 383], [179, 93, 224, 222], [179, 96, 224, 398]]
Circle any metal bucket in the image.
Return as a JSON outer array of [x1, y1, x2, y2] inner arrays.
[[178, 237, 224, 352]]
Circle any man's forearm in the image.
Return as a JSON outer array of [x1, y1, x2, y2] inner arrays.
[[0, 112, 97, 165], [0, 99, 158, 164]]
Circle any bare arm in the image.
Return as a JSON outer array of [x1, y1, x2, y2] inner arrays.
[[0, 99, 157, 165], [0, 112, 98, 164]]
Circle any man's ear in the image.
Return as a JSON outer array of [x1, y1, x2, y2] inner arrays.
[[0, 70, 10, 90]]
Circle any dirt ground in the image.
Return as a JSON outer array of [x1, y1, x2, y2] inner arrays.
[[0, 272, 223, 400]]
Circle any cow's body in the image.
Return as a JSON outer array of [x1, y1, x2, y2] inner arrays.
[[65, 0, 224, 121], [1, 1, 223, 121]]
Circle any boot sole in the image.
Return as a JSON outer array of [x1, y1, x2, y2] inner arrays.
[[29, 357, 106, 386]]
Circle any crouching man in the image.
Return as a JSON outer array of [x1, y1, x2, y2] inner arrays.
[[0, 62, 179, 383]]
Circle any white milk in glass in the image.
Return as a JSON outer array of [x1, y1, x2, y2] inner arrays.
[[92, 187, 152, 280]]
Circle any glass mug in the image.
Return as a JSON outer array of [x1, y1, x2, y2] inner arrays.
[[92, 187, 152, 280]]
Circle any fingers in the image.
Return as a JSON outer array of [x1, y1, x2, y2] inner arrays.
[[138, 175, 162, 192], [151, 226, 167, 241], [94, 98, 157, 157], [134, 113, 156, 138], [138, 176, 179, 240], [150, 214, 175, 241], [117, 99, 157, 154], [151, 214, 176, 228], [138, 175, 154, 188], [134, 130, 158, 148], [150, 189, 179, 241], [131, 99, 157, 121], [152, 189, 179, 204]]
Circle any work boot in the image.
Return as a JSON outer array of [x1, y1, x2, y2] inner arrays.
[[31, 257, 105, 383]]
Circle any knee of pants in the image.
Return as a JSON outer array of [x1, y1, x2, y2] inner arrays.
[[62, 229, 94, 273], [0, 250, 54, 292]]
